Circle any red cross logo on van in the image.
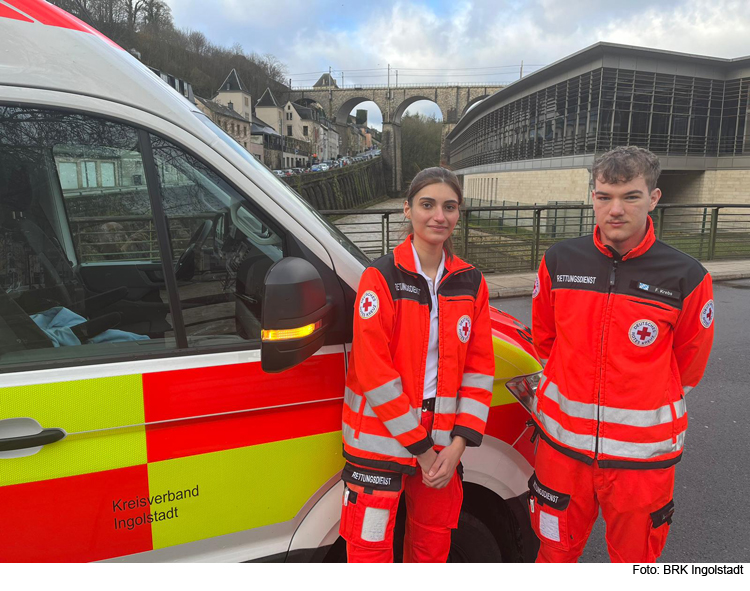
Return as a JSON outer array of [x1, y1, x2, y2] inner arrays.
[[629, 319, 658, 347], [457, 315, 472, 343], [359, 291, 379, 319]]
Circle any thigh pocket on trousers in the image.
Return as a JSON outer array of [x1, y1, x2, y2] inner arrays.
[[650, 499, 674, 529], [528, 473, 572, 552], [339, 484, 400, 549]]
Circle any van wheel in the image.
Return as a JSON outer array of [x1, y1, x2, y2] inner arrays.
[[448, 511, 503, 562]]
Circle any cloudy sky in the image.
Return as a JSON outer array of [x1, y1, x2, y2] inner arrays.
[[164, 0, 750, 129]]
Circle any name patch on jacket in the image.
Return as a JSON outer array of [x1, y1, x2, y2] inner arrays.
[[342, 463, 403, 491], [632, 280, 681, 300], [395, 282, 421, 295], [556, 274, 596, 284]]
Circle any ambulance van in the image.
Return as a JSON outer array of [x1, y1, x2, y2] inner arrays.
[[0, 0, 541, 562]]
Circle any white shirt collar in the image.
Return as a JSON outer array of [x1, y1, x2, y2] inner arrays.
[[411, 240, 445, 285]]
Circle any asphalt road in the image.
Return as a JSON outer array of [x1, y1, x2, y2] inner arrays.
[[491, 278, 750, 563]]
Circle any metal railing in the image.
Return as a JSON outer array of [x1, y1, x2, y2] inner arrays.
[[67, 204, 750, 275], [321, 203, 750, 274], [291, 82, 507, 91], [68, 214, 214, 264]]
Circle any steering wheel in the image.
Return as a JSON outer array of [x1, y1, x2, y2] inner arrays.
[[174, 219, 212, 281]]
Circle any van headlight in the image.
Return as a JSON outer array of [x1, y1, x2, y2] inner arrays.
[[505, 372, 542, 414]]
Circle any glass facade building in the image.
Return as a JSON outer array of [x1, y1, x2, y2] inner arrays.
[[448, 45, 750, 171]]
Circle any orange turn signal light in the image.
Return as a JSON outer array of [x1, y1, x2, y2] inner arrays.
[[261, 321, 321, 342]]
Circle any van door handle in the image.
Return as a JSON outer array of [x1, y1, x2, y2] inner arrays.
[[0, 428, 66, 452]]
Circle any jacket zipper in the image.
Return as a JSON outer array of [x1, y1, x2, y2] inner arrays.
[[434, 268, 471, 425], [396, 263, 433, 412], [595, 257, 618, 458], [396, 262, 472, 426]]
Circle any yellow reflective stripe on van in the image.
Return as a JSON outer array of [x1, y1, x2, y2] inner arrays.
[[0, 375, 147, 486], [147, 430, 343, 550]]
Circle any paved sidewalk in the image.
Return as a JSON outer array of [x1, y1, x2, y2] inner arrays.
[[485, 259, 750, 299]]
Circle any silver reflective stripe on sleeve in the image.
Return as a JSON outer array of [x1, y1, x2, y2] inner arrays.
[[683, 386, 693, 395], [436, 396, 457, 415], [383, 409, 420, 438], [456, 397, 490, 423], [432, 429, 453, 447], [364, 377, 403, 407], [461, 373, 494, 394], [363, 402, 378, 417], [536, 412, 596, 454], [540, 359, 548, 367], [342, 424, 413, 458], [599, 431, 685, 459], [345, 388, 382, 418]]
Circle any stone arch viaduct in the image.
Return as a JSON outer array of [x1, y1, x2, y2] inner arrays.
[[284, 84, 504, 193]]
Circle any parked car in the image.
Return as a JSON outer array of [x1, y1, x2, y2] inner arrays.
[[273, 170, 285, 177]]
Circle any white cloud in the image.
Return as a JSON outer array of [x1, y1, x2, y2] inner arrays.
[[593, 0, 750, 58], [163, 0, 750, 128]]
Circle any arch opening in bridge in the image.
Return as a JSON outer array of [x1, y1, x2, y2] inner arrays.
[[394, 96, 447, 125], [334, 97, 384, 126], [331, 99, 383, 159], [397, 100, 446, 184]]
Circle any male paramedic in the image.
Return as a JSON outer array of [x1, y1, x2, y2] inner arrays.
[[530, 146, 714, 562]]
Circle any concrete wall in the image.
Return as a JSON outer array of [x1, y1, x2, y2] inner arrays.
[[282, 157, 386, 210], [696, 170, 750, 206], [658, 170, 750, 227], [462, 168, 591, 205]]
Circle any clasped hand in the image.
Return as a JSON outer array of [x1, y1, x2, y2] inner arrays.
[[416, 436, 467, 489]]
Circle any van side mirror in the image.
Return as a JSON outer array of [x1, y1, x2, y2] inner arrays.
[[257, 257, 332, 373]]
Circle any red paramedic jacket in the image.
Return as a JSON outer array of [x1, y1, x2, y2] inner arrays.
[[532, 218, 714, 468], [343, 237, 495, 474]]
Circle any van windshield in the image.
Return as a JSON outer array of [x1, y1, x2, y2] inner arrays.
[[194, 113, 371, 266]]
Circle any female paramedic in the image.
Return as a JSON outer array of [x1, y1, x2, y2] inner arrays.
[[339, 167, 496, 562]]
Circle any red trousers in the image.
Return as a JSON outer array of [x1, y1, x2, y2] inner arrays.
[[339, 411, 463, 563], [530, 439, 676, 563]]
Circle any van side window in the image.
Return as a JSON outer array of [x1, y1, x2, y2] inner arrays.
[[149, 135, 284, 346], [0, 107, 176, 370]]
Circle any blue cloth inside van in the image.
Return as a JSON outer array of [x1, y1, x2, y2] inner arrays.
[[30, 306, 149, 347]]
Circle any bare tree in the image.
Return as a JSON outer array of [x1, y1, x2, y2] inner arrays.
[[123, 0, 145, 32], [186, 30, 209, 56], [141, 0, 172, 33]]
